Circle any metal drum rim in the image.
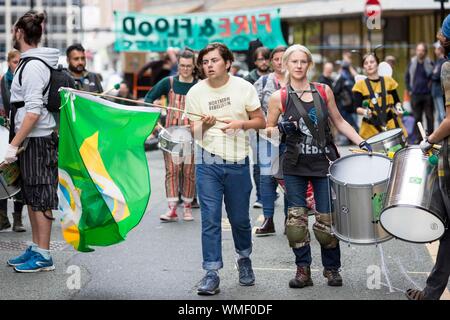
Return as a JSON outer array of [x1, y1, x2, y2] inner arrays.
[[328, 153, 391, 188], [366, 128, 403, 144], [380, 204, 447, 244], [331, 226, 393, 245], [0, 187, 20, 200]]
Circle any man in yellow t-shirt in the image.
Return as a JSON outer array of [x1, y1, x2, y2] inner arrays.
[[186, 43, 265, 296]]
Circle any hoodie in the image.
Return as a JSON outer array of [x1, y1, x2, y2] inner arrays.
[[10, 47, 60, 137]]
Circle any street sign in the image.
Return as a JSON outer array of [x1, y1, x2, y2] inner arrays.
[[365, 0, 382, 18]]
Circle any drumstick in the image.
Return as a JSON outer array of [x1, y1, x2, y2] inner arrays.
[[348, 148, 386, 156], [67, 88, 228, 123], [417, 122, 442, 150]]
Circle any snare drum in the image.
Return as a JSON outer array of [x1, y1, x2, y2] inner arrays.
[[329, 153, 392, 245], [158, 126, 193, 157], [380, 147, 448, 243], [0, 126, 21, 200], [366, 128, 406, 155]]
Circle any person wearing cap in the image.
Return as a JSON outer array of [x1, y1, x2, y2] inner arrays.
[[406, 15, 450, 300]]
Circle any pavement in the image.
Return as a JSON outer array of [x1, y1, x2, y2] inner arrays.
[[0, 145, 449, 300]]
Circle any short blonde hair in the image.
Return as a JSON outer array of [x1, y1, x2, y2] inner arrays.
[[282, 44, 314, 83], [7, 50, 20, 62]]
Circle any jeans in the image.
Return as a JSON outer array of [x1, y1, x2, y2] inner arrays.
[[284, 174, 341, 269], [195, 148, 253, 271], [259, 138, 288, 218], [433, 95, 446, 125]]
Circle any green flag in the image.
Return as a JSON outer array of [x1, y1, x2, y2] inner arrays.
[[58, 89, 160, 252]]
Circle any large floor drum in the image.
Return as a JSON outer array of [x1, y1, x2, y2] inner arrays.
[[329, 153, 392, 245]]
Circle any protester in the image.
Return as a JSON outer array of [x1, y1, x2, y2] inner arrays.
[[66, 43, 103, 93]]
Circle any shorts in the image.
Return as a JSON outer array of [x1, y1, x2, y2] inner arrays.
[[18, 133, 58, 212]]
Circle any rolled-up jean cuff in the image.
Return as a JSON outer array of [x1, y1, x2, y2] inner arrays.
[[236, 247, 252, 259], [203, 261, 223, 271]]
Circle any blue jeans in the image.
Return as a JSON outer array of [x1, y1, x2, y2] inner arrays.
[[259, 138, 288, 218], [250, 131, 261, 201], [433, 95, 446, 125], [195, 148, 253, 271], [284, 174, 341, 269]]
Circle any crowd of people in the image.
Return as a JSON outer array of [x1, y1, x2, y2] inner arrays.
[[0, 10, 448, 300]]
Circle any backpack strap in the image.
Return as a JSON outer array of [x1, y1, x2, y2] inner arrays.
[[262, 75, 268, 90], [281, 86, 287, 113], [169, 76, 174, 91], [312, 82, 328, 106], [18, 57, 51, 97]]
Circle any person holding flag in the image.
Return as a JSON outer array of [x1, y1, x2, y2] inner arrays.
[[5, 11, 59, 272]]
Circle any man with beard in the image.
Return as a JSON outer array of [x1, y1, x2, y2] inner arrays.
[[244, 46, 271, 85], [66, 44, 103, 93]]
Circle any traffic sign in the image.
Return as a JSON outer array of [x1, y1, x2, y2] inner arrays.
[[365, 0, 382, 18]]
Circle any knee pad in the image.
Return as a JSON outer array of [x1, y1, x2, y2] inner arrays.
[[286, 207, 310, 248], [313, 213, 338, 249]]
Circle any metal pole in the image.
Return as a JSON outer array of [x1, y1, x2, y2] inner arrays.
[[79, 0, 84, 44], [441, 0, 446, 24], [30, 0, 35, 10]]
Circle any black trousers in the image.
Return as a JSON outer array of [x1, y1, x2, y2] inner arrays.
[[423, 228, 450, 299], [411, 94, 434, 140]]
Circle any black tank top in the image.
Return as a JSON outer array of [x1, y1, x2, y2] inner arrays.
[[282, 95, 338, 177]]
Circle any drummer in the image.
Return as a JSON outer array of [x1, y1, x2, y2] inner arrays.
[[352, 52, 407, 140], [406, 16, 450, 300], [145, 49, 198, 222], [266, 44, 370, 289]]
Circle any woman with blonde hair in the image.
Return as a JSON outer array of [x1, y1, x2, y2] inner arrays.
[[266, 44, 369, 288]]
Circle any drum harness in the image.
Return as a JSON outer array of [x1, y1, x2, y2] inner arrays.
[[364, 77, 400, 133]]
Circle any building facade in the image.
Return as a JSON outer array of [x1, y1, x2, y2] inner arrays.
[[0, 0, 82, 61]]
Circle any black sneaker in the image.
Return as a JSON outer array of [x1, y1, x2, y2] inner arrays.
[[197, 271, 220, 295], [237, 258, 255, 286], [191, 198, 200, 209]]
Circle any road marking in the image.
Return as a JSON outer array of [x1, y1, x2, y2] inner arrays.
[[426, 242, 450, 300], [252, 267, 320, 272]]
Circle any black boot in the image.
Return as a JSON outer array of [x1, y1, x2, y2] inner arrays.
[[12, 212, 26, 232], [255, 217, 275, 236], [0, 210, 11, 231]]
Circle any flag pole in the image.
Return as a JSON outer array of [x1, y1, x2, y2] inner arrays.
[[66, 88, 227, 123]]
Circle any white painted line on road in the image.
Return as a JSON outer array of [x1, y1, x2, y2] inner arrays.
[[426, 242, 450, 300], [252, 267, 320, 273]]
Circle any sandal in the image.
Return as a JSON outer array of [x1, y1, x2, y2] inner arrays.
[[405, 288, 425, 300]]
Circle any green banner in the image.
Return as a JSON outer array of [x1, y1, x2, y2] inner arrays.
[[114, 9, 287, 52]]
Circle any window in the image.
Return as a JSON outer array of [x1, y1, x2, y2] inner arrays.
[[0, 14, 5, 32]]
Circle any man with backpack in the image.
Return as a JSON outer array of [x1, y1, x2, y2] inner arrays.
[[66, 44, 103, 93], [5, 11, 60, 272]]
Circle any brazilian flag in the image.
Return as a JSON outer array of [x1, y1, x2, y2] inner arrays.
[[58, 89, 160, 252]]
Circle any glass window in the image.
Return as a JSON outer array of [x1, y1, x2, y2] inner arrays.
[[322, 20, 340, 65], [0, 14, 5, 32]]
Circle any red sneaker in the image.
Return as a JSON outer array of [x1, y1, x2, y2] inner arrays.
[[160, 206, 178, 222]]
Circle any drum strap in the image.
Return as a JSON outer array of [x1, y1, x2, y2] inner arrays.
[[289, 83, 327, 150], [442, 138, 450, 198], [365, 77, 388, 130]]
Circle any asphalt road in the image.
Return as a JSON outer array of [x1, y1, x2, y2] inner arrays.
[[0, 146, 449, 301]]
